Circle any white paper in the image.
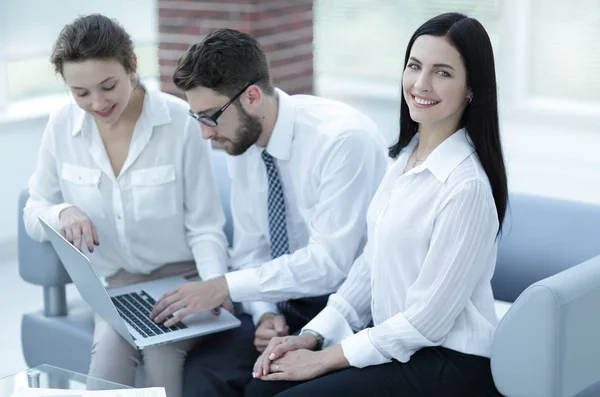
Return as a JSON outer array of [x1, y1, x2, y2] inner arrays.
[[12, 387, 166, 397]]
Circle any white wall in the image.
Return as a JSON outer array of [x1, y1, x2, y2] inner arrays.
[[2, 0, 156, 60], [0, 115, 47, 248]]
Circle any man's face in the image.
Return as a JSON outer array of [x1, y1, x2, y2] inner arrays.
[[186, 86, 262, 156]]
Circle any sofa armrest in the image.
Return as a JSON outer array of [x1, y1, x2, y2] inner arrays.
[[18, 189, 71, 316], [491, 254, 600, 397]]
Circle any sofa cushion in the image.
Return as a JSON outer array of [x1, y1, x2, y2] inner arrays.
[[494, 193, 600, 302]]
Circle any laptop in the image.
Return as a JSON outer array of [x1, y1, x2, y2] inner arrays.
[[39, 217, 241, 350]]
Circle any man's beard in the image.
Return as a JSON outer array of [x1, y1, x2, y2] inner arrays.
[[222, 105, 263, 156]]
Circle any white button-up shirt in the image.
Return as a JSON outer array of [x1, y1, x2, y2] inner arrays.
[[24, 88, 229, 280], [304, 129, 500, 368], [224, 89, 389, 324]]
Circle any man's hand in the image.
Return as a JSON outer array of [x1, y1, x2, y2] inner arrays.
[[150, 277, 230, 327], [212, 298, 235, 316], [254, 313, 289, 352], [59, 206, 99, 252], [253, 333, 318, 378]]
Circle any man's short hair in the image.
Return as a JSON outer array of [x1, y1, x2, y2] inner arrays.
[[173, 28, 275, 97]]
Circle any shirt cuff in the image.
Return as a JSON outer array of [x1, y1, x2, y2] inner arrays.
[[341, 329, 391, 368], [242, 301, 281, 325], [302, 306, 354, 348], [225, 267, 261, 302], [192, 241, 229, 281]]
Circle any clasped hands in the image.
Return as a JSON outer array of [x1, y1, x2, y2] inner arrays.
[[252, 333, 348, 381]]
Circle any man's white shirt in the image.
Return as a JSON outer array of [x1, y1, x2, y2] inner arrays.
[[224, 88, 390, 324]]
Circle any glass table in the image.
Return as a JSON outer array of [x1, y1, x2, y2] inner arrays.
[[0, 364, 130, 397]]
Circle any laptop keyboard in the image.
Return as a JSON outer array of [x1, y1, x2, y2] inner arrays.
[[110, 290, 188, 338]]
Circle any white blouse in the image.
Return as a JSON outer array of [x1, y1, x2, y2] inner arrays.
[[23, 88, 229, 280], [304, 129, 500, 368]]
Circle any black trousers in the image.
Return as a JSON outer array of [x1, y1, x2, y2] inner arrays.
[[183, 313, 259, 397], [245, 346, 503, 397]]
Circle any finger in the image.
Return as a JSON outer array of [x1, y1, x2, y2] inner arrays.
[[72, 225, 83, 251], [253, 354, 266, 378], [151, 295, 180, 321], [164, 307, 191, 328], [150, 296, 171, 318], [273, 316, 286, 333], [82, 223, 95, 252], [91, 222, 100, 245], [160, 301, 186, 324], [64, 227, 74, 244], [224, 301, 235, 314], [277, 325, 290, 337], [151, 289, 180, 314], [254, 338, 269, 352], [255, 327, 278, 340], [262, 343, 278, 376], [270, 341, 295, 361], [260, 372, 290, 381]]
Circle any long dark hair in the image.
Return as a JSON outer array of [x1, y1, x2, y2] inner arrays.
[[389, 12, 508, 229]]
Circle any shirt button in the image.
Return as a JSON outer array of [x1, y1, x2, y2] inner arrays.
[[117, 214, 122, 220]]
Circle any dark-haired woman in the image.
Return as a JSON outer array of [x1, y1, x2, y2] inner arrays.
[[23, 14, 230, 397], [246, 12, 507, 397]]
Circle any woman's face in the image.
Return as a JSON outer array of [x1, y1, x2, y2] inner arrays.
[[62, 58, 136, 125], [402, 35, 472, 132]]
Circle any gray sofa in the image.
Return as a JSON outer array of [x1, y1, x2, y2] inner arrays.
[[18, 148, 600, 396]]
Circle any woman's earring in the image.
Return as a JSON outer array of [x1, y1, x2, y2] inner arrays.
[[468, 96, 473, 103]]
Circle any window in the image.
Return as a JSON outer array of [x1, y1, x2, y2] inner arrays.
[[313, 0, 600, 127], [501, 0, 600, 124], [0, 0, 158, 106], [314, 0, 501, 87]]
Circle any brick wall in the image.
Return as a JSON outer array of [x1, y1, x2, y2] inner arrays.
[[158, 0, 314, 97]]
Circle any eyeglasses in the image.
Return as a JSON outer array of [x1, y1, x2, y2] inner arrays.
[[188, 78, 261, 127]]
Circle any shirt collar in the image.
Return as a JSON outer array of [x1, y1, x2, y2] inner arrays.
[[71, 106, 86, 137], [264, 88, 295, 161], [418, 128, 475, 183], [71, 85, 172, 137]]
